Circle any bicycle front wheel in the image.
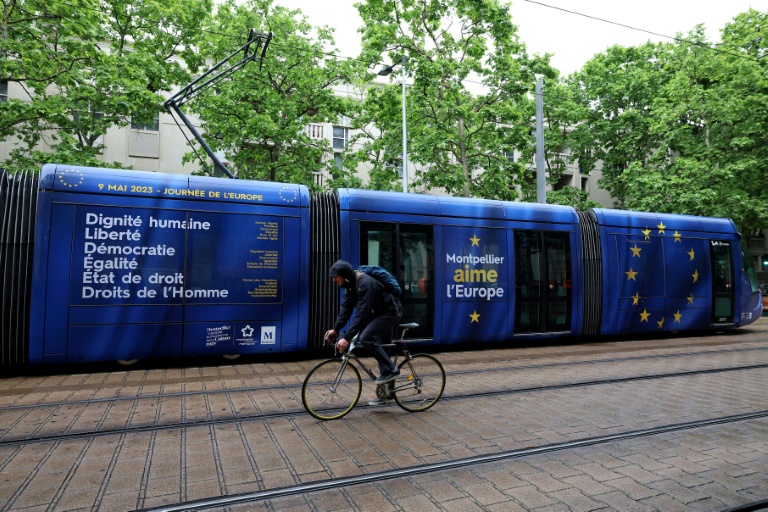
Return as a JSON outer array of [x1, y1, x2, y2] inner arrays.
[[302, 359, 362, 420], [393, 354, 445, 412]]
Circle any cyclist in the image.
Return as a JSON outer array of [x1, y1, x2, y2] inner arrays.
[[325, 259, 403, 405]]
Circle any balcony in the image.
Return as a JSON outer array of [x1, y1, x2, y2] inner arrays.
[[749, 238, 765, 251], [305, 124, 324, 140]]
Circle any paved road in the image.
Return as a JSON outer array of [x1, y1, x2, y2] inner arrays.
[[0, 317, 766, 511]]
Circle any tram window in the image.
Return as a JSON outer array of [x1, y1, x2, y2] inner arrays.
[[360, 221, 434, 339], [402, 231, 429, 297], [361, 224, 396, 271], [545, 232, 571, 329], [515, 230, 572, 333], [515, 231, 542, 330], [739, 239, 760, 294], [710, 241, 734, 321]]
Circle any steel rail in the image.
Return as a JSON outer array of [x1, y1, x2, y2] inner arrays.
[[135, 410, 768, 512], [2, 345, 766, 411], [1, 363, 767, 447]]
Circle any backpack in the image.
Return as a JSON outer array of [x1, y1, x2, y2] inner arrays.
[[358, 265, 402, 297]]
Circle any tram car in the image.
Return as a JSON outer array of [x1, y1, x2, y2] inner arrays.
[[0, 164, 762, 366]]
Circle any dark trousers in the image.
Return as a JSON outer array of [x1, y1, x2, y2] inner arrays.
[[360, 307, 402, 375]]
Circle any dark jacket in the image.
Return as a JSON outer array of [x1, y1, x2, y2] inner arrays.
[[333, 272, 401, 341]]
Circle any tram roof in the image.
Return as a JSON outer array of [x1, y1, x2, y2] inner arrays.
[[339, 189, 579, 224], [593, 208, 736, 234]]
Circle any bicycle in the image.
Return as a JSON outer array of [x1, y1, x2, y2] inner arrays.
[[301, 323, 446, 421]]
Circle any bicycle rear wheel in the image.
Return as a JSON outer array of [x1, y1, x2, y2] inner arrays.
[[302, 359, 362, 420], [393, 354, 445, 412]]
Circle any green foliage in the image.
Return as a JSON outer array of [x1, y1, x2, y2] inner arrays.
[[348, 0, 556, 198], [563, 9, 768, 232], [186, 0, 357, 188], [546, 186, 602, 211], [0, 0, 211, 173]]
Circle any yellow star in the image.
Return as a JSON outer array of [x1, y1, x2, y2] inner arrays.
[[674, 310, 682, 323], [673, 231, 681, 242], [687, 248, 695, 261], [692, 269, 699, 283], [469, 235, 480, 246], [657, 222, 666, 234], [626, 268, 638, 281], [632, 292, 640, 305], [640, 309, 651, 322], [642, 228, 651, 241], [630, 244, 642, 257], [687, 294, 694, 304], [657, 317, 665, 329], [470, 310, 480, 323]]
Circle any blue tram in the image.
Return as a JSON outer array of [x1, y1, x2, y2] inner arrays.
[[0, 164, 762, 365]]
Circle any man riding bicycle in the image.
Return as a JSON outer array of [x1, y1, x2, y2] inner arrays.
[[325, 259, 403, 405]]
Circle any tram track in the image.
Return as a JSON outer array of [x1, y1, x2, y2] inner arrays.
[[3, 337, 766, 400], [1, 344, 766, 411], [1, 362, 766, 448], [135, 410, 768, 512]]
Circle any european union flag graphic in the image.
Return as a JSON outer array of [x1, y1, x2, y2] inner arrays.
[[617, 222, 709, 332]]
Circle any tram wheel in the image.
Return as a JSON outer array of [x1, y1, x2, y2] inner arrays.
[[116, 359, 139, 366], [222, 354, 241, 360]]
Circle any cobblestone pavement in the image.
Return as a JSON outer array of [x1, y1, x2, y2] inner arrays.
[[0, 317, 766, 511]]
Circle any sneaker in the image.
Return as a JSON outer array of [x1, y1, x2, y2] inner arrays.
[[374, 368, 400, 384], [368, 397, 393, 406]]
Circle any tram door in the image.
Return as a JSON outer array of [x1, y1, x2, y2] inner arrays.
[[360, 222, 434, 339], [709, 240, 734, 323], [514, 230, 572, 333]]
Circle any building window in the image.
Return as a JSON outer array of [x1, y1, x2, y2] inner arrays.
[[385, 160, 403, 178], [0, 81, 7, 102], [74, 109, 104, 124], [130, 113, 160, 158], [334, 154, 343, 170], [503, 150, 514, 163], [333, 126, 349, 150], [131, 115, 159, 131]]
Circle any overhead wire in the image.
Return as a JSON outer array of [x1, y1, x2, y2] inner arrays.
[[523, 0, 764, 64]]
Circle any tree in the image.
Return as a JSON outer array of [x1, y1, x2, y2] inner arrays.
[[349, 0, 554, 198], [563, 10, 768, 233], [186, 0, 357, 188], [546, 186, 602, 211], [638, 11, 768, 234], [563, 41, 669, 209], [533, 79, 597, 204], [0, 0, 211, 173]]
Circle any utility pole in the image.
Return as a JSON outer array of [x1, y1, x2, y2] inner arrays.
[[535, 78, 546, 204]]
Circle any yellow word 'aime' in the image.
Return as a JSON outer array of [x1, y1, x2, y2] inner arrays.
[[453, 265, 498, 283]]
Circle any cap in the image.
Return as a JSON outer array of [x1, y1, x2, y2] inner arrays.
[[329, 259, 356, 286]]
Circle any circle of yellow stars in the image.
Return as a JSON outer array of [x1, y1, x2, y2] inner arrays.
[[58, 169, 85, 188], [628, 222, 698, 329], [278, 186, 298, 203]]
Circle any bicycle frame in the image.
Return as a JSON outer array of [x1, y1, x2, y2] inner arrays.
[[339, 339, 414, 396]]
